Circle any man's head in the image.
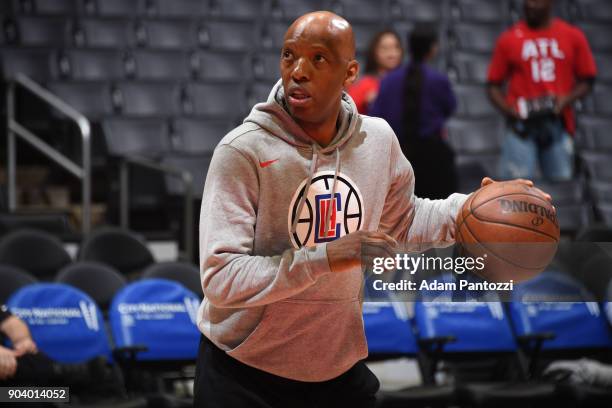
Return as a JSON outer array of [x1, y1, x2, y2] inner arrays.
[[280, 11, 359, 128], [524, 0, 553, 28]]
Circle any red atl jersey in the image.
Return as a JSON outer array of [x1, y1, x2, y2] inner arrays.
[[488, 18, 597, 134]]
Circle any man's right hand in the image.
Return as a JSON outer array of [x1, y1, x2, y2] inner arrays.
[[327, 230, 398, 274], [0, 346, 17, 381]]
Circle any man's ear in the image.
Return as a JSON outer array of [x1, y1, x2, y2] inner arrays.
[[344, 60, 359, 88]]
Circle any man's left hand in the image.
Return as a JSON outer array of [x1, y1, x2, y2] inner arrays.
[[13, 338, 38, 357], [554, 95, 571, 115]]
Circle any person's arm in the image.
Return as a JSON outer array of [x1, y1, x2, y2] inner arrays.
[[487, 83, 520, 120], [0, 346, 17, 381], [554, 79, 593, 114], [486, 33, 520, 120], [0, 315, 37, 356], [378, 128, 468, 252]]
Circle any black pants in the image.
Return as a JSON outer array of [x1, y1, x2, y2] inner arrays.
[[193, 336, 379, 408]]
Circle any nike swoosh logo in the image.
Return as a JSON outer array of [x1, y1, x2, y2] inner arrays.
[[259, 159, 279, 168]]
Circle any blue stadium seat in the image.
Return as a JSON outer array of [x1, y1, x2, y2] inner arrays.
[[209, 0, 264, 20], [73, 18, 135, 48], [14, 0, 76, 15], [109, 278, 201, 361], [590, 181, 612, 205], [102, 117, 171, 157], [455, 153, 499, 194], [450, 0, 510, 23], [248, 81, 275, 107], [143, 262, 202, 298], [589, 84, 612, 115], [0, 48, 52, 81], [83, 0, 147, 17], [131, 50, 193, 80], [447, 117, 503, 154], [47, 81, 114, 119], [450, 23, 504, 53], [135, 19, 199, 49], [7, 283, 111, 363], [448, 51, 491, 84], [115, 81, 184, 116], [509, 271, 612, 350], [187, 82, 246, 117], [195, 50, 249, 81], [388, 0, 444, 22], [267, 0, 323, 20], [581, 152, 612, 182], [172, 117, 229, 154], [0, 264, 37, 304], [454, 84, 497, 117], [0, 229, 71, 280], [363, 301, 417, 355], [352, 23, 385, 53], [324, 0, 386, 23], [594, 53, 612, 83], [57, 49, 127, 80], [200, 20, 258, 51], [260, 21, 290, 50]]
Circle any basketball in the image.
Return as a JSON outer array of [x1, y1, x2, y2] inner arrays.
[[456, 181, 560, 283]]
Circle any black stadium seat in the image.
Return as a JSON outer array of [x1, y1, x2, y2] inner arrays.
[[135, 19, 199, 49], [599, 204, 612, 227], [267, 0, 322, 20], [209, 0, 264, 20], [102, 117, 171, 157], [450, 22, 504, 53], [324, 0, 386, 23], [450, 0, 510, 23], [579, 23, 612, 53], [79, 227, 155, 276], [14, 16, 68, 46], [589, 180, 612, 205], [17, 0, 76, 16], [260, 21, 290, 50], [556, 204, 592, 233], [447, 117, 503, 154], [115, 81, 183, 116], [0, 229, 71, 280], [160, 153, 212, 196], [187, 82, 246, 117], [575, 0, 612, 23], [172, 117, 230, 154], [196, 50, 249, 81], [594, 53, 612, 83], [388, 0, 443, 22], [251, 51, 281, 82], [589, 84, 612, 115], [352, 23, 385, 53], [454, 84, 497, 117], [200, 20, 258, 51], [132, 49, 193, 80], [86, 0, 146, 17], [0, 265, 37, 304], [578, 116, 612, 151], [73, 18, 135, 48], [56, 261, 127, 311], [47, 81, 114, 119], [143, 261, 203, 297], [448, 51, 491, 84], [0, 48, 52, 82], [57, 49, 127, 80], [581, 152, 612, 182]]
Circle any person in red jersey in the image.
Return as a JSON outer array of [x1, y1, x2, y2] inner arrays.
[[487, 0, 597, 181]]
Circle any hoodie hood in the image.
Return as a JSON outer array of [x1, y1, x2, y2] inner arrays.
[[244, 79, 360, 153]]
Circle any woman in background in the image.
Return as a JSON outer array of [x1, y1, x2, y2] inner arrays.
[[348, 30, 403, 114], [370, 25, 457, 199]]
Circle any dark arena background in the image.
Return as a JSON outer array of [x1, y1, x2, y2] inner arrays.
[[0, 0, 611, 407]]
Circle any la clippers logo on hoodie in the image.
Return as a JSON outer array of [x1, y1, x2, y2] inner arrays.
[[288, 171, 363, 248]]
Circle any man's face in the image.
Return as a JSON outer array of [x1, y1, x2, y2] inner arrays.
[[524, 0, 553, 27], [280, 19, 357, 126]]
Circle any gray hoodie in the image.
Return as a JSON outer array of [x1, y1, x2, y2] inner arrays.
[[197, 80, 468, 382]]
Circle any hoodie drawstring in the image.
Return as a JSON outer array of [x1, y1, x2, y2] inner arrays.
[[291, 145, 319, 235], [323, 148, 340, 237]]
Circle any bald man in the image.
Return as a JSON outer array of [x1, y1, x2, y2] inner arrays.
[[194, 11, 544, 407]]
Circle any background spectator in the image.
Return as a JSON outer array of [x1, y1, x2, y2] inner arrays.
[[370, 24, 457, 199], [348, 30, 403, 114], [487, 0, 597, 181]]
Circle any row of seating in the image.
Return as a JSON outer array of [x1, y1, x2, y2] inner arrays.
[[364, 271, 612, 406]]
